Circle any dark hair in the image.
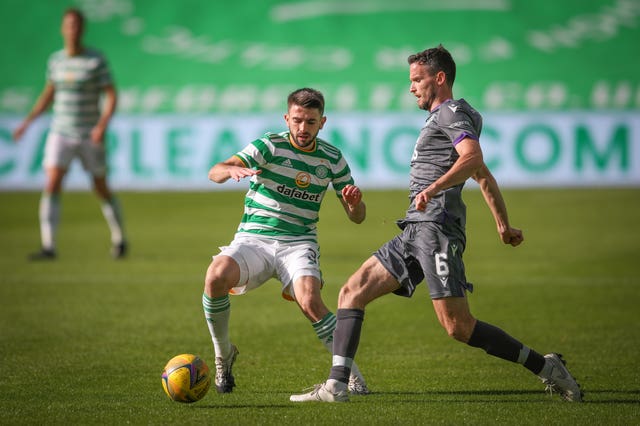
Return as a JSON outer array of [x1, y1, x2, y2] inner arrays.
[[287, 88, 325, 115], [407, 44, 456, 87], [63, 7, 85, 29]]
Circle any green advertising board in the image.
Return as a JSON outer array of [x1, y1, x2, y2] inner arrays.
[[1, 112, 638, 190], [2, 0, 639, 114]]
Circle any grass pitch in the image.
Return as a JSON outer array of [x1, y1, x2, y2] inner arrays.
[[1, 188, 639, 425]]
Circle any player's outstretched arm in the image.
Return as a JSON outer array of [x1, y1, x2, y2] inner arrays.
[[208, 156, 261, 183], [472, 163, 524, 247], [340, 184, 366, 224], [13, 82, 55, 142]]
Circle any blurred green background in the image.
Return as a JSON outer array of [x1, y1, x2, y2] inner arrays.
[[2, 0, 638, 114], [1, 0, 639, 191]]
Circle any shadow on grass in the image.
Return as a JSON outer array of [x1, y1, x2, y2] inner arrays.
[[186, 389, 640, 408], [368, 389, 640, 404], [192, 404, 294, 409]]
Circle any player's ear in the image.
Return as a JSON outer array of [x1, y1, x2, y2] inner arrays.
[[319, 116, 327, 129]]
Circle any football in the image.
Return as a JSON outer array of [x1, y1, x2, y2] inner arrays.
[[161, 354, 211, 403]]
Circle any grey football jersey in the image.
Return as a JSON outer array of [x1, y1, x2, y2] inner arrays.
[[402, 98, 482, 233]]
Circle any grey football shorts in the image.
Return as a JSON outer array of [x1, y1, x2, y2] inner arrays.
[[373, 221, 473, 299]]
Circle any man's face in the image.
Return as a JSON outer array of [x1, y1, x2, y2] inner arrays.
[[285, 105, 326, 148], [61, 13, 83, 45], [409, 62, 440, 112]]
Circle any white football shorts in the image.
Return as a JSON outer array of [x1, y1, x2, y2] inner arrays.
[[215, 234, 322, 301], [43, 132, 107, 176]]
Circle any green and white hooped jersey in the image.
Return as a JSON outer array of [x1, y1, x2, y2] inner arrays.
[[234, 131, 355, 243], [47, 48, 113, 139]]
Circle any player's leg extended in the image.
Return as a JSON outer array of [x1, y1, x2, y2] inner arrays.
[[433, 296, 545, 368], [433, 297, 582, 401]]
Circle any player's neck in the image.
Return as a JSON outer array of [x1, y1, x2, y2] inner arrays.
[[65, 43, 84, 56], [430, 94, 454, 112]]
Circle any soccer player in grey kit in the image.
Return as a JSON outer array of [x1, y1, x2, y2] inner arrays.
[[291, 45, 583, 403]]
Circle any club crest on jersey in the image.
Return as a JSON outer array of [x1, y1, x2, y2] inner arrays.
[[295, 172, 311, 188], [315, 165, 329, 179]]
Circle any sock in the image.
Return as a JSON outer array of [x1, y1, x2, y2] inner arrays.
[[100, 197, 125, 244], [328, 308, 364, 384], [202, 293, 232, 359], [467, 320, 546, 374], [313, 312, 337, 349], [313, 312, 365, 384], [39, 192, 60, 250], [537, 358, 553, 378]]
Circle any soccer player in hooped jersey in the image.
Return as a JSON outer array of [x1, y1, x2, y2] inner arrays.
[[202, 88, 369, 395], [13, 8, 127, 260], [291, 46, 583, 403]]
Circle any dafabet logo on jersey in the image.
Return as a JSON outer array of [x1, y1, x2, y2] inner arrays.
[[276, 184, 320, 202]]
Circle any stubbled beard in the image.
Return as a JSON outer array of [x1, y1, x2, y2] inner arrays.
[[418, 82, 438, 111], [418, 94, 435, 111], [292, 133, 316, 148]]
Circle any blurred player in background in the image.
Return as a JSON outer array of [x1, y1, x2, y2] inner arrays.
[[13, 8, 127, 260], [291, 46, 583, 403], [202, 88, 369, 395]]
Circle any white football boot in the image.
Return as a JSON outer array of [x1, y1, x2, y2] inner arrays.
[[290, 380, 349, 402], [348, 372, 370, 395], [538, 353, 583, 402], [214, 344, 239, 393]]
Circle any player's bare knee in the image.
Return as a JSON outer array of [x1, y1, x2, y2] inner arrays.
[[447, 327, 467, 342], [444, 321, 474, 343], [204, 260, 237, 296], [338, 282, 364, 308]]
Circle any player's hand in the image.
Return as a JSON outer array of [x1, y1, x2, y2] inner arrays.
[[12, 121, 29, 141], [415, 187, 436, 211], [341, 185, 362, 207], [90, 125, 106, 144], [228, 166, 261, 182], [500, 226, 524, 247]]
